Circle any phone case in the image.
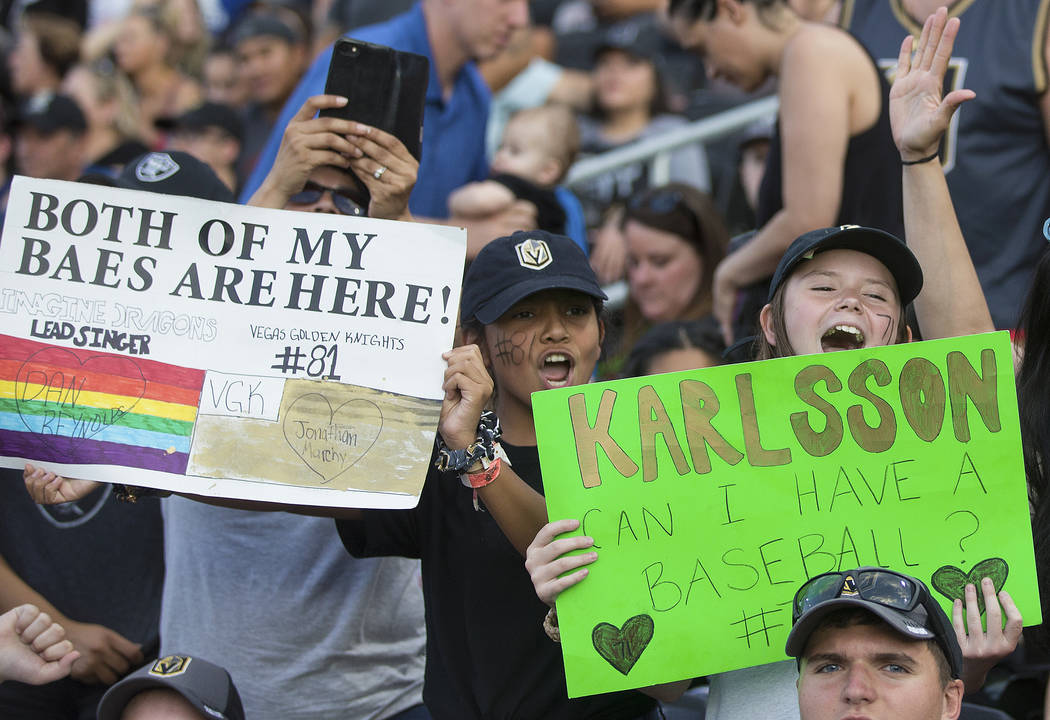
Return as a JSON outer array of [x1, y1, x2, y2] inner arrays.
[[319, 39, 429, 209]]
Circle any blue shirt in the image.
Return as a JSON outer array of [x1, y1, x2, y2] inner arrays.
[[240, 3, 491, 218]]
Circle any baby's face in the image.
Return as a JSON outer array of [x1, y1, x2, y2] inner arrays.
[[491, 116, 559, 186]]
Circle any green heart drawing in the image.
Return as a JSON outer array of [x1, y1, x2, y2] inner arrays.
[[592, 614, 654, 676], [930, 557, 1009, 614]]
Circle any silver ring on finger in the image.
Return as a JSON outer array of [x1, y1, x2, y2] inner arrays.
[[373, 166, 387, 180]]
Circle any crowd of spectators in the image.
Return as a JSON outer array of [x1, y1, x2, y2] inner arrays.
[[1, 0, 1050, 719]]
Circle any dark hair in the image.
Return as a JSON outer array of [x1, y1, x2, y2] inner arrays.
[[753, 265, 910, 360], [803, 608, 952, 687], [1017, 246, 1050, 649], [668, 0, 786, 22], [22, 12, 82, 79], [591, 49, 671, 119], [617, 183, 726, 314], [621, 317, 725, 377]]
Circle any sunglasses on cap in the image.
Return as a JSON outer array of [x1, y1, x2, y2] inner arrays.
[[793, 568, 933, 622], [288, 180, 364, 216], [627, 188, 684, 215]]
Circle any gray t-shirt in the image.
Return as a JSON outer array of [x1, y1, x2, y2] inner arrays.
[[160, 497, 426, 720], [707, 660, 800, 720]]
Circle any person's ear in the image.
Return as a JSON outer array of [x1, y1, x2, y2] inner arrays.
[[462, 325, 493, 369], [597, 314, 606, 347], [943, 678, 964, 720], [536, 158, 562, 187], [717, 0, 747, 23], [903, 323, 913, 343], [219, 138, 240, 166], [759, 303, 776, 346]]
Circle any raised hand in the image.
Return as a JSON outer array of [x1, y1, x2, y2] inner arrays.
[[250, 94, 362, 208], [525, 518, 598, 607], [954, 578, 1023, 692], [0, 605, 79, 685], [344, 123, 419, 221], [438, 345, 494, 450], [23, 464, 99, 506], [889, 6, 975, 161]]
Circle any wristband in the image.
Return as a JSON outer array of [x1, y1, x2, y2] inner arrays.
[[901, 151, 939, 166], [460, 456, 502, 489]]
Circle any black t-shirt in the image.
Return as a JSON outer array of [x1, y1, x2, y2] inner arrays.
[[734, 45, 905, 339], [336, 442, 656, 720]]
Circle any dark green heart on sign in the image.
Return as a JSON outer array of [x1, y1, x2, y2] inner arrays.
[[592, 614, 654, 676], [931, 557, 1009, 614]]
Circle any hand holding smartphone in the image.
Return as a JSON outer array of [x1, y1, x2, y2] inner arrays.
[[319, 39, 429, 210]]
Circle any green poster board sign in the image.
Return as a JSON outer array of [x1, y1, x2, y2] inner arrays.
[[533, 331, 1039, 698]]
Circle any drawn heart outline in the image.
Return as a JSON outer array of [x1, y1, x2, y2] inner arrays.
[[592, 614, 654, 675], [14, 348, 146, 451], [282, 393, 383, 484], [930, 557, 1009, 614]]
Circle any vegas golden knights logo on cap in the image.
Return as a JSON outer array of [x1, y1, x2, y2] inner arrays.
[[840, 575, 859, 596], [515, 238, 552, 270], [150, 654, 192, 677]]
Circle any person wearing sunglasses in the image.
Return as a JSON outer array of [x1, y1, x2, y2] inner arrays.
[[599, 183, 729, 379], [248, 93, 417, 221], [785, 567, 964, 720]]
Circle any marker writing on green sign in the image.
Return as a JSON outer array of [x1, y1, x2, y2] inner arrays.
[[567, 348, 999, 489]]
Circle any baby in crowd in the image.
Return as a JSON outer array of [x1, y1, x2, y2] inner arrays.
[[449, 104, 579, 238]]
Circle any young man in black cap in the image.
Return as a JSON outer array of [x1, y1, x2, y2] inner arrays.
[[232, 10, 310, 181], [786, 567, 965, 720], [13, 93, 87, 182]]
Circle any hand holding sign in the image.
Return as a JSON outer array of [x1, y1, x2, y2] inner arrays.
[[948, 574, 1023, 692]]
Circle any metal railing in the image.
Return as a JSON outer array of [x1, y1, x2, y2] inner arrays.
[[565, 95, 779, 187], [564, 95, 780, 308]]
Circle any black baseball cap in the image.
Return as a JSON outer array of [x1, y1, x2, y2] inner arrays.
[[767, 225, 923, 305], [97, 654, 245, 720], [461, 230, 607, 324], [231, 12, 302, 46], [81, 150, 236, 203], [594, 20, 666, 63], [785, 567, 963, 679], [157, 102, 243, 142], [15, 94, 86, 135]]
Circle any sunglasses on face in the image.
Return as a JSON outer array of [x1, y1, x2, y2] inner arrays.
[[288, 180, 364, 216], [792, 568, 927, 623]]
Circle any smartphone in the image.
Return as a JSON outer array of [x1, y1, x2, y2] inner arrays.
[[319, 38, 429, 208]]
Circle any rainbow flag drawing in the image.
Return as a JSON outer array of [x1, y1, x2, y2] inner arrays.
[[0, 335, 205, 474]]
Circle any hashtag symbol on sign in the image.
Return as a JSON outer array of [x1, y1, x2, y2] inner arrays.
[[271, 346, 307, 374], [730, 607, 785, 649]]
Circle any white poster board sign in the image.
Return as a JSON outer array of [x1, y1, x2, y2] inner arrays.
[[0, 176, 466, 508]]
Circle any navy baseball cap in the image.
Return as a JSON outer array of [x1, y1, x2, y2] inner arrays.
[[81, 151, 236, 203], [785, 567, 962, 679], [97, 654, 245, 720], [461, 230, 607, 324], [768, 225, 923, 305]]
